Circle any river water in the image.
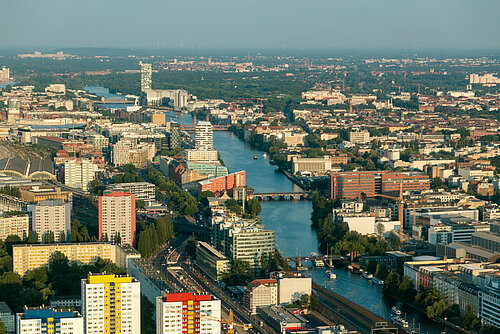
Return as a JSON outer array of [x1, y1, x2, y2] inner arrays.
[[166, 111, 456, 334]]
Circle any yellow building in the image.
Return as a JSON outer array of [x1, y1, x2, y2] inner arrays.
[[82, 274, 141, 334], [12, 243, 140, 276]]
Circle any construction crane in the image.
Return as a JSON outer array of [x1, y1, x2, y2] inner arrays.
[[163, 308, 252, 334], [237, 98, 267, 114]]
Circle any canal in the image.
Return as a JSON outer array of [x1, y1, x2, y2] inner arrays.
[[168, 111, 456, 334]]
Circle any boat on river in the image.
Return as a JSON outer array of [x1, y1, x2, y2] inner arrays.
[[314, 259, 325, 267], [372, 277, 384, 285], [361, 272, 373, 280], [392, 306, 402, 315], [253, 154, 258, 159], [391, 315, 408, 328]]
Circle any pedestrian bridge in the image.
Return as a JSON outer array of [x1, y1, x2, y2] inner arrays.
[[248, 191, 310, 201]]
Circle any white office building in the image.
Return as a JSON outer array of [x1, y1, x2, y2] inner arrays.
[[16, 307, 83, 334], [30, 199, 71, 242]]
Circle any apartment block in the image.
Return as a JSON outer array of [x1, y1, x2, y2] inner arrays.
[[63, 159, 97, 191], [108, 182, 155, 203], [156, 292, 221, 334], [98, 190, 136, 245], [245, 279, 278, 314], [82, 274, 141, 334], [349, 130, 370, 144], [0, 213, 29, 241], [12, 243, 140, 276], [30, 199, 71, 242], [195, 241, 230, 281], [212, 219, 275, 268], [16, 307, 83, 334], [292, 156, 331, 175], [197, 171, 246, 196]]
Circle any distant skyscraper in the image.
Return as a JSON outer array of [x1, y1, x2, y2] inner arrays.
[[140, 62, 152, 91], [98, 190, 136, 245], [195, 121, 213, 150], [82, 273, 141, 334]]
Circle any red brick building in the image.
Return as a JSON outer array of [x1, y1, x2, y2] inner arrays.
[[197, 171, 246, 196], [330, 171, 430, 199]]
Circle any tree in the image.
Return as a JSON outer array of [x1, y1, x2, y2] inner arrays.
[[113, 233, 121, 245], [462, 305, 480, 330], [136, 200, 146, 209], [246, 198, 262, 217], [27, 230, 39, 243], [0, 319, 5, 334], [59, 231, 66, 243], [376, 223, 385, 238]]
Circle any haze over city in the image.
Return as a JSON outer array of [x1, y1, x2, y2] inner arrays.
[[2, 0, 500, 50]]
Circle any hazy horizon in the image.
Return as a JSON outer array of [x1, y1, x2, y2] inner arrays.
[[2, 0, 499, 51]]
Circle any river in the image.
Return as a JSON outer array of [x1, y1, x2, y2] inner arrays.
[[165, 110, 456, 334]]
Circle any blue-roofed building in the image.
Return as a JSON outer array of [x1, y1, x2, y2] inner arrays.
[[16, 307, 83, 334]]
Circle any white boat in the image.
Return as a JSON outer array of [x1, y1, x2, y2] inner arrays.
[[361, 272, 373, 280], [329, 273, 337, 279], [314, 259, 325, 267], [392, 306, 402, 315], [372, 278, 384, 285], [263, 153, 267, 158], [391, 316, 408, 328]]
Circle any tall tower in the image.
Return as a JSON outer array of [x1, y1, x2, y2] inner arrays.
[[82, 274, 141, 334], [195, 121, 213, 150], [139, 62, 152, 91], [98, 190, 136, 245]]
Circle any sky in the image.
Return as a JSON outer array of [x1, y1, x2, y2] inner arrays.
[[2, 0, 499, 51]]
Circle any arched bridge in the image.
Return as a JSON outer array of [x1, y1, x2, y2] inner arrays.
[[248, 191, 311, 201]]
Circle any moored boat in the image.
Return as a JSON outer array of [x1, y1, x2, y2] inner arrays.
[[372, 277, 384, 285], [361, 272, 373, 280]]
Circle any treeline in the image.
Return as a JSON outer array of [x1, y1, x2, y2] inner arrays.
[[0, 186, 21, 198], [0, 247, 123, 313], [113, 164, 144, 183], [136, 215, 174, 258], [145, 166, 198, 216], [311, 192, 389, 255]]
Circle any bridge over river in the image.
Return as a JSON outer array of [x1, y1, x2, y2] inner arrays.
[[248, 191, 311, 201]]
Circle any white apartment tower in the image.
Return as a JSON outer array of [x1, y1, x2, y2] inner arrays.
[[98, 190, 136, 245], [82, 274, 141, 334], [156, 292, 221, 334], [195, 121, 214, 150], [140, 62, 152, 91], [64, 159, 97, 191], [30, 199, 71, 242]]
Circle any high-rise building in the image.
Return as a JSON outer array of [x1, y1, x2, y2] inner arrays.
[[82, 273, 141, 334], [0, 213, 29, 241], [63, 159, 97, 191], [99, 190, 136, 245], [156, 292, 221, 334], [16, 307, 83, 334], [112, 139, 134, 166], [213, 219, 275, 268], [244, 279, 278, 315], [0, 67, 10, 83], [169, 122, 181, 149], [30, 199, 71, 242], [140, 62, 152, 91], [195, 121, 213, 150], [12, 243, 140, 276]]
